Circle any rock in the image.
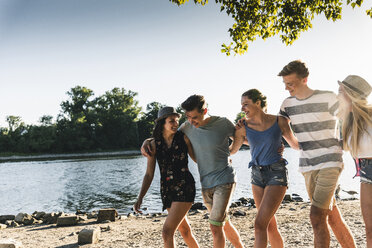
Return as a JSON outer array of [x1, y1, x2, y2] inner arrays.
[[15, 213, 34, 225], [0, 239, 23, 248], [232, 210, 246, 217], [203, 213, 209, 219], [42, 213, 59, 224], [97, 208, 118, 222], [292, 196, 303, 202], [57, 212, 64, 217], [78, 215, 87, 222], [283, 194, 293, 202], [78, 227, 101, 245], [0, 215, 15, 224], [190, 202, 207, 210], [0, 224, 7, 229], [239, 197, 249, 205], [76, 210, 86, 215], [289, 208, 296, 211], [87, 211, 97, 219], [14, 213, 26, 223], [5, 221, 18, 228], [100, 225, 111, 232], [23, 217, 35, 226], [230, 202, 238, 208], [57, 215, 78, 226], [189, 209, 202, 216], [32, 211, 46, 220], [248, 198, 255, 206]]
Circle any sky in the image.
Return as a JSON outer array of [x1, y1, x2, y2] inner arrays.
[[0, 0, 372, 127]]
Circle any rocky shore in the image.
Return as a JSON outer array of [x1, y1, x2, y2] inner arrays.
[[0, 196, 365, 247]]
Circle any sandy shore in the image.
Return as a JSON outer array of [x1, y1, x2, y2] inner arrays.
[[0, 200, 365, 247]]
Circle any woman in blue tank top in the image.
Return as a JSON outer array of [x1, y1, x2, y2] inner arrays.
[[230, 89, 299, 248]]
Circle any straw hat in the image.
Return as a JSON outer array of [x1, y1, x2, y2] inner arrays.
[[338, 75, 372, 99]]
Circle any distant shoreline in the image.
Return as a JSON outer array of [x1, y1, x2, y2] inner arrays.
[[0, 150, 142, 163]]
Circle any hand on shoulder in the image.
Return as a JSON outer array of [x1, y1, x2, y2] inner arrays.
[[141, 138, 155, 157]]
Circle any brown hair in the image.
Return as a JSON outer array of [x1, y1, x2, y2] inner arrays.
[[278, 60, 309, 79], [181, 95, 207, 113], [242, 89, 267, 112]]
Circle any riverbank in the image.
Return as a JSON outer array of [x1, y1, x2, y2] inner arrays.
[[0, 199, 365, 247], [0, 150, 141, 163]]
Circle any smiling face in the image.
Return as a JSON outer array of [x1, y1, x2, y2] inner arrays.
[[185, 108, 206, 128], [282, 73, 307, 97], [163, 114, 179, 134], [241, 96, 261, 118]]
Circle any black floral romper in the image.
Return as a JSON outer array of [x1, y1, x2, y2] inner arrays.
[[155, 130, 196, 211]]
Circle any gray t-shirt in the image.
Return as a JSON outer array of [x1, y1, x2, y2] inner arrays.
[[180, 116, 236, 189]]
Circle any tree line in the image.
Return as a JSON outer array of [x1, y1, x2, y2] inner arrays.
[[0, 86, 186, 154]]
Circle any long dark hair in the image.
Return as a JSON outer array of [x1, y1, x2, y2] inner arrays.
[[152, 118, 166, 140]]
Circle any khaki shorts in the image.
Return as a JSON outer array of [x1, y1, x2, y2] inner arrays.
[[302, 167, 342, 210], [201, 183, 235, 226]]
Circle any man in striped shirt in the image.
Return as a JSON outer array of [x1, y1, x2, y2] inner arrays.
[[278, 60, 356, 248]]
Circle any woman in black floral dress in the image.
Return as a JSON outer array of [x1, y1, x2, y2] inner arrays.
[[134, 106, 199, 248]]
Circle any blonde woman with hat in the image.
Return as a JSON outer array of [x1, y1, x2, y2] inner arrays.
[[134, 106, 199, 248], [337, 75, 372, 247]]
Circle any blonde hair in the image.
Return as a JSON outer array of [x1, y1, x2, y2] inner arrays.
[[338, 86, 372, 157]]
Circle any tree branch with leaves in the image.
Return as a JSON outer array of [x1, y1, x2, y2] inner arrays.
[[170, 0, 371, 55]]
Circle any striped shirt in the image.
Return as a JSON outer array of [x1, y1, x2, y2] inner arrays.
[[279, 90, 343, 172]]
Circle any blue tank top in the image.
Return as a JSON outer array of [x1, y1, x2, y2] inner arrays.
[[245, 117, 283, 167]]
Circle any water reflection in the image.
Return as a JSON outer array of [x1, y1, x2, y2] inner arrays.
[[0, 150, 359, 215], [59, 157, 146, 213]]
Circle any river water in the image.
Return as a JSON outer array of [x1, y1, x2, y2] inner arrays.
[[0, 149, 359, 215]]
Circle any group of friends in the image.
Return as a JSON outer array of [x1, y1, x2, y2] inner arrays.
[[133, 60, 372, 248]]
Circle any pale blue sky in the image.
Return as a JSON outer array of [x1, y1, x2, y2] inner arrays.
[[0, 0, 371, 127]]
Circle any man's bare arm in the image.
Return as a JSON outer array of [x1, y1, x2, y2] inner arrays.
[[184, 135, 196, 163], [140, 138, 155, 157]]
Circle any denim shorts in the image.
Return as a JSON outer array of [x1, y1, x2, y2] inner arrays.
[[251, 159, 288, 188], [360, 159, 372, 184]]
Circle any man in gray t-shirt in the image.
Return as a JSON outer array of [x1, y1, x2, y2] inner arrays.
[[142, 95, 243, 248], [180, 116, 236, 189]]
